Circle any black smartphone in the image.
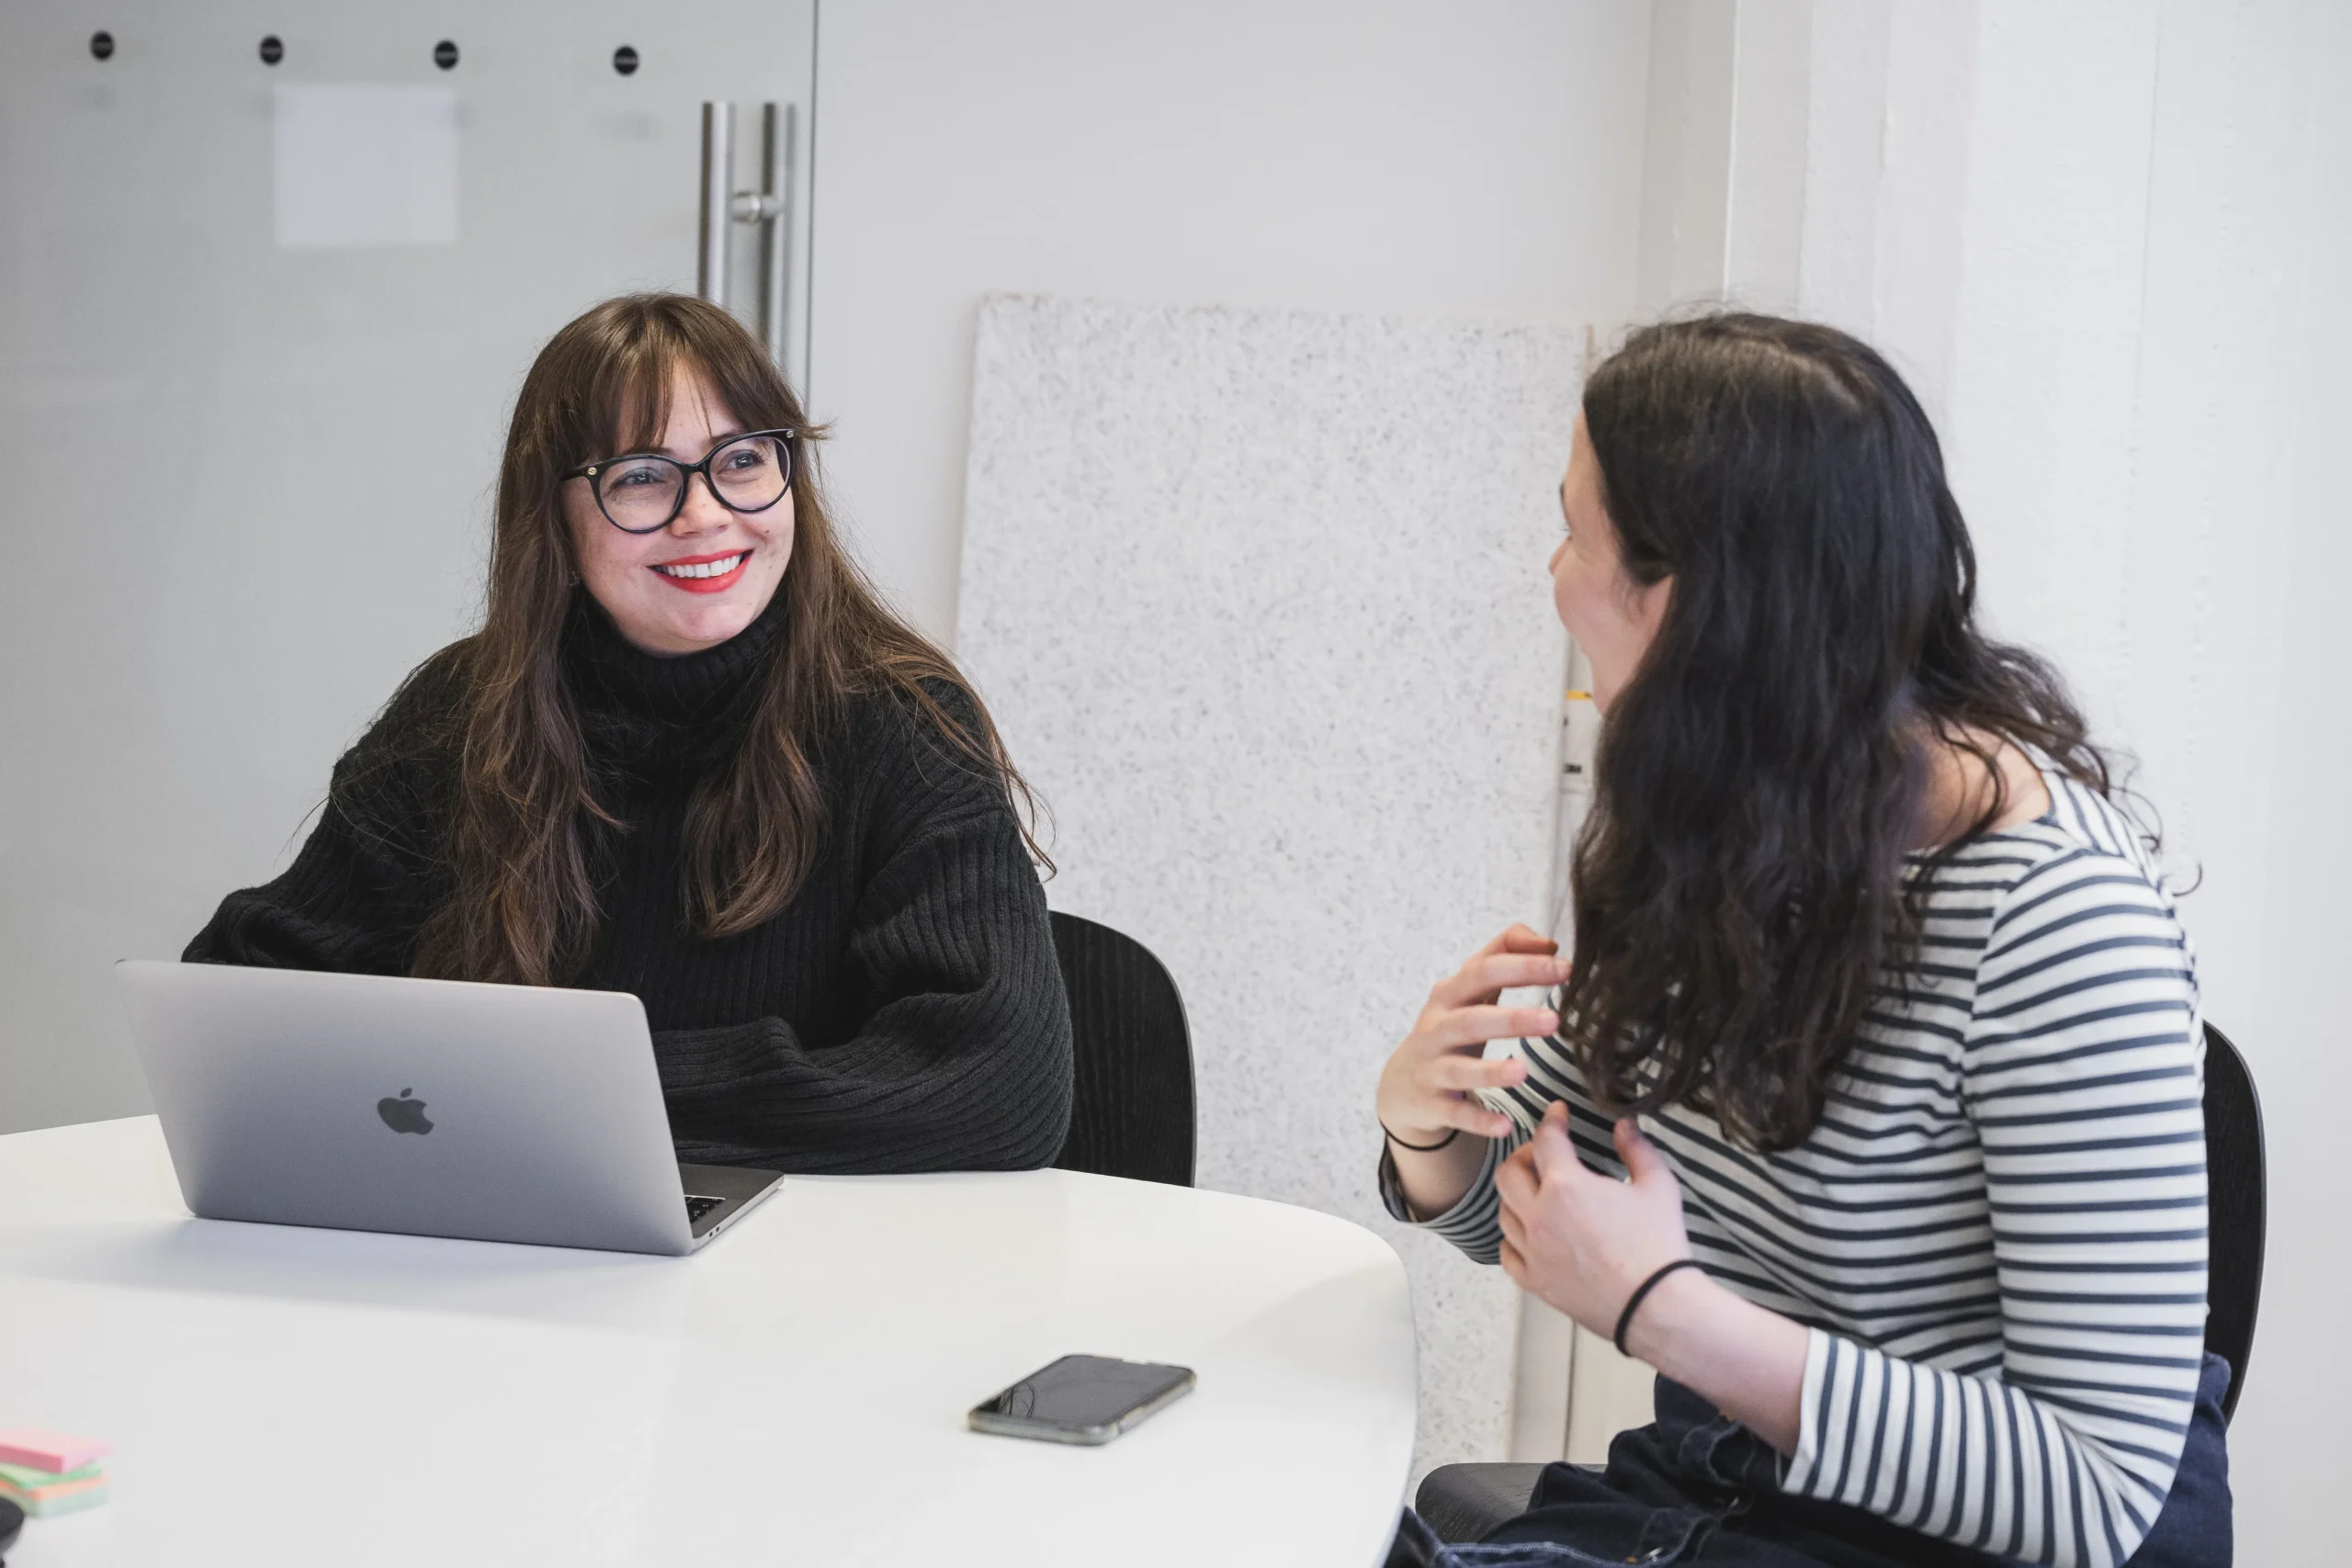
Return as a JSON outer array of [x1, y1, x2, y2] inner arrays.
[[967, 1354, 1197, 1445]]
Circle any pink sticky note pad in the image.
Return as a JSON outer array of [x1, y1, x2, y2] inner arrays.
[[0, 1428, 111, 1474]]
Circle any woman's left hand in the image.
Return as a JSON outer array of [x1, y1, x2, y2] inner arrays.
[[1496, 1101, 1692, 1338], [1498, 1100, 1810, 1453]]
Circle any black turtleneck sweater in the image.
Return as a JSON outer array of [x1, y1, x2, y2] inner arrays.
[[185, 596, 1073, 1175]]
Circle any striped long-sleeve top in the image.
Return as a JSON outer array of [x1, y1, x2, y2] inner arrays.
[[1396, 770, 2207, 1568]]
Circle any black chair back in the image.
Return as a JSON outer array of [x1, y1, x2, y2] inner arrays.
[[1047, 910, 1196, 1186], [2201, 1022, 2265, 1422]]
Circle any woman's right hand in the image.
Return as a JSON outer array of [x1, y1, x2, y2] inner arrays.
[[1376, 924, 1568, 1146]]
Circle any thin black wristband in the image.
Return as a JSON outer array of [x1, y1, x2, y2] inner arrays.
[[1612, 1258, 1703, 1357], [1380, 1119, 1460, 1153]]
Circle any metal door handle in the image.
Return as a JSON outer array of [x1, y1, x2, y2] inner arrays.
[[697, 103, 735, 306], [756, 103, 797, 371], [698, 100, 797, 371]]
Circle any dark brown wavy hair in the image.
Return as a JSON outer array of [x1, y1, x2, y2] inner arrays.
[[405, 292, 1041, 986], [1562, 313, 2127, 1152]]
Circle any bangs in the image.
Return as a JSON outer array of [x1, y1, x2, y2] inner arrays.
[[577, 328, 691, 463], [556, 299, 799, 467]]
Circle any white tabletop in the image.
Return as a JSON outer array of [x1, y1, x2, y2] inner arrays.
[[0, 1117, 1416, 1566]]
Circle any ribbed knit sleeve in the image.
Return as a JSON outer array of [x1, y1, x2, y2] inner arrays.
[[184, 657, 458, 975], [650, 693, 1074, 1175], [1779, 851, 2206, 1568]]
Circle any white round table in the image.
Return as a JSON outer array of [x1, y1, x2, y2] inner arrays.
[[0, 1118, 1417, 1566]]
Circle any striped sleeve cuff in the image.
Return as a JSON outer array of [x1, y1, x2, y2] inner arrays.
[[1783, 1326, 1845, 1499], [1788, 1329, 1982, 1534], [1783, 1326, 2182, 1568], [1375, 1129, 1521, 1265]]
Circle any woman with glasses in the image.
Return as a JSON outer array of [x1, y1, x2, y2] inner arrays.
[[1377, 316, 2227, 1566], [187, 293, 1073, 1174]]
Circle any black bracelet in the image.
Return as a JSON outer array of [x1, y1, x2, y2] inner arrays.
[[1612, 1258, 1703, 1357], [1380, 1119, 1459, 1153]]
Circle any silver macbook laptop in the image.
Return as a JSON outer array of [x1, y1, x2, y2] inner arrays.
[[116, 960, 784, 1256]]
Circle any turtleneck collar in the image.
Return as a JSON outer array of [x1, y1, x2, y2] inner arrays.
[[563, 589, 786, 777]]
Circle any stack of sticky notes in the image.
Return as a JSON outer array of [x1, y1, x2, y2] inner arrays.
[[0, 1428, 111, 1517]]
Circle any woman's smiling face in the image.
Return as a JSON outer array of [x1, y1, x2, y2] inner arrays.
[[563, 365, 794, 657]]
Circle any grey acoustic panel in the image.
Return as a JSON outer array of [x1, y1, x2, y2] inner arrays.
[[956, 295, 1579, 1472]]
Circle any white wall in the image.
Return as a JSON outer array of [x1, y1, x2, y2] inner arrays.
[[1623, 1, 2352, 1555], [2237, 0, 2352, 1546], [804, 0, 1651, 643]]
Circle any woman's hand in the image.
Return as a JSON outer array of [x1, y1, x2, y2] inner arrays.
[[1376, 924, 1566, 1218], [1495, 1103, 1690, 1333], [1495, 1101, 1809, 1455], [1377, 924, 1564, 1143]]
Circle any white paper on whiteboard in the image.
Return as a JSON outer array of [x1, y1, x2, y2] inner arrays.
[[273, 85, 459, 249]]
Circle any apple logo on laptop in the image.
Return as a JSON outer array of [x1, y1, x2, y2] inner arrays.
[[378, 1088, 433, 1135]]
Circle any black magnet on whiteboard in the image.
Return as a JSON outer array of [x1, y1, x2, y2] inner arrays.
[[434, 39, 458, 70], [612, 45, 639, 76], [89, 30, 115, 60], [258, 35, 284, 65]]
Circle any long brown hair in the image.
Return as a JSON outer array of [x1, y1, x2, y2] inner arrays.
[[1562, 314, 2126, 1152], [404, 292, 1042, 986]]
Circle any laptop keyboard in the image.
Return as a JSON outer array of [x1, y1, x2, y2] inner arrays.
[[684, 1194, 724, 1224]]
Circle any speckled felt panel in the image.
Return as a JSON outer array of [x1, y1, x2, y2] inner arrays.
[[956, 295, 1579, 1472]]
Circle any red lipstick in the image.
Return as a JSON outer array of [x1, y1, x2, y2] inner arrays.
[[649, 547, 752, 594]]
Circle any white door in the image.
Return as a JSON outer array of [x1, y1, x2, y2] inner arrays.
[[0, 1, 817, 1132]]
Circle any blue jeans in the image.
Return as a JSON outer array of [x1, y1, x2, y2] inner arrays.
[[1390, 1354, 2233, 1566]]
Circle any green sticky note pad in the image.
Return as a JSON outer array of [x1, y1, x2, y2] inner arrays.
[[0, 1460, 102, 1487]]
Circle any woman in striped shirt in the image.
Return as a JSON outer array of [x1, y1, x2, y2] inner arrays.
[[1376, 315, 2229, 1567]]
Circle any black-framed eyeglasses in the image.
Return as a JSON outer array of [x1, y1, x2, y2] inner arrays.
[[562, 430, 796, 534]]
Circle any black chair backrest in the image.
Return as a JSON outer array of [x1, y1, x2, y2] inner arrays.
[[2201, 1022, 2265, 1422], [1047, 910, 1196, 1186]]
